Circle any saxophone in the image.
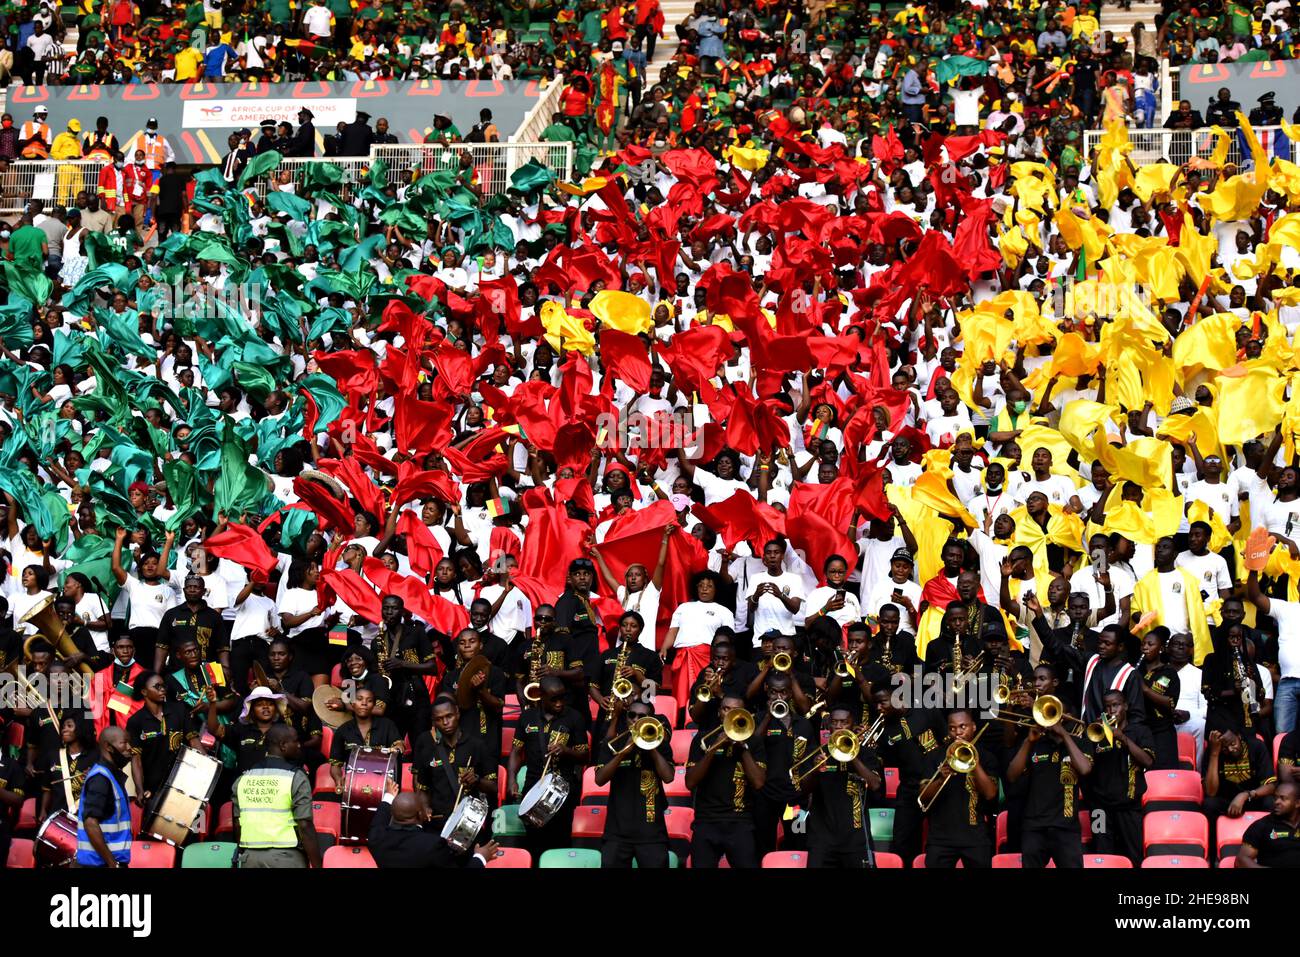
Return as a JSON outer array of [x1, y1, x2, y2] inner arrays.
[[523, 632, 545, 703], [1071, 619, 1084, 654], [607, 639, 635, 713], [881, 635, 895, 675], [1234, 650, 1256, 727]]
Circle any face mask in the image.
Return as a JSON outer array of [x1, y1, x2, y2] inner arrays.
[[111, 748, 131, 769], [114, 162, 124, 170], [1, 120, 10, 128], [1010, 400, 1027, 414]]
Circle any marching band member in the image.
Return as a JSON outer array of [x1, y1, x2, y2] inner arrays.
[[329, 685, 405, 794], [411, 695, 496, 829], [595, 697, 674, 868], [373, 595, 437, 737], [439, 628, 509, 759], [753, 670, 818, 857], [685, 695, 766, 868], [871, 686, 941, 866], [588, 611, 663, 743], [1080, 690, 1153, 865], [507, 676, 588, 861], [919, 709, 999, 868], [796, 705, 882, 868]]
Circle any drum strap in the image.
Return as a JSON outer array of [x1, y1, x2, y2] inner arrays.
[[436, 737, 460, 794]]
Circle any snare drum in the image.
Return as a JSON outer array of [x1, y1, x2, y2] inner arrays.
[[340, 747, 398, 845], [518, 772, 571, 828], [439, 795, 490, 854], [146, 747, 221, 846], [34, 810, 79, 867]]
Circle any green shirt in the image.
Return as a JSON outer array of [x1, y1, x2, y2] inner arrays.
[[9, 225, 45, 270], [264, 0, 293, 23], [327, 0, 352, 18]]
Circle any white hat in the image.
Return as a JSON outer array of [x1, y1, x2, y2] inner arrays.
[[239, 686, 286, 721]]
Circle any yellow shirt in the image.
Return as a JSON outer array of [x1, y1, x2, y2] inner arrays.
[[175, 46, 203, 81], [1072, 14, 1099, 38], [51, 131, 82, 159]]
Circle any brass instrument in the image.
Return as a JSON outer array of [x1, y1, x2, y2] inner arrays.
[[833, 649, 857, 680], [1087, 714, 1115, 746], [608, 715, 666, 752], [771, 651, 793, 673], [694, 665, 724, 704], [881, 631, 895, 673], [1234, 649, 1256, 727], [918, 723, 990, 811], [951, 650, 985, 694], [20, 595, 95, 677], [790, 716, 884, 783], [522, 632, 545, 703], [769, 698, 790, 720], [990, 694, 1095, 739], [607, 640, 636, 712], [697, 708, 754, 752]]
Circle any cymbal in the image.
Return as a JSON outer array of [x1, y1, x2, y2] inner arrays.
[[252, 662, 271, 688], [312, 685, 350, 728], [456, 655, 491, 711]]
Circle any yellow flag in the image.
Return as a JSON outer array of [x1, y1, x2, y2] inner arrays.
[[588, 289, 653, 335], [1216, 365, 1286, 444]]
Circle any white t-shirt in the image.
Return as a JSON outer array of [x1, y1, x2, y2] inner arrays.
[[950, 88, 983, 127], [1156, 570, 1191, 634], [618, 582, 660, 651], [746, 571, 805, 637], [302, 4, 333, 36], [11, 589, 54, 635], [75, 593, 111, 651], [1264, 597, 1300, 679], [278, 587, 324, 637], [230, 593, 279, 642], [864, 577, 922, 634], [667, 601, 731, 648], [1014, 474, 1078, 508], [125, 577, 179, 630], [1184, 479, 1237, 523], [804, 585, 862, 629], [1174, 551, 1232, 602], [478, 583, 533, 640]]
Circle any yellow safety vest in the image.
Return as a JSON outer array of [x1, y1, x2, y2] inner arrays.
[[234, 766, 299, 849]]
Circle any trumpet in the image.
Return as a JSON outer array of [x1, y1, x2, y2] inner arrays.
[[768, 698, 790, 720], [608, 715, 666, 752], [770, 651, 793, 673], [694, 666, 724, 703], [918, 723, 990, 811], [833, 649, 857, 680], [697, 708, 754, 752]]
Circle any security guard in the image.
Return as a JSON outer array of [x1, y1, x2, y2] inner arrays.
[[76, 727, 134, 868], [231, 725, 322, 868]]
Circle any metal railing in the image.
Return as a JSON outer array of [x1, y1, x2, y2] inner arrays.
[[0, 142, 574, 218], [1083, 125, 1287, 168], [511, 77, 565, 143]]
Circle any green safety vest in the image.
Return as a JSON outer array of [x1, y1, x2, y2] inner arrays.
[[235, 767, 299, 849]]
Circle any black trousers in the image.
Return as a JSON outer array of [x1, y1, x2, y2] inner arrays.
[[925, 841, 992, 868], [691, 819, 759, 868], [752, 793, 802, 857], [522, 792, 577, 864], [227, 637, 271, 696], [601, 837, 670, 868], [808, 835, 867, 868], [1090, 804, 1142, 865], [891, 786, 924, 865], [1021, 823, 1084, 868]]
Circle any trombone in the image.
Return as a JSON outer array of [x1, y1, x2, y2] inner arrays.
[[697, 709, 754, 752], [918, 723, 990, 811], [789, 715, 884, 783], [989, 694, 1105, 741], [833, 649, 857, 680], [608, 716, 667, 752]]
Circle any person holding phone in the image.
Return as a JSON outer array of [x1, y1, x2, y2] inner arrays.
[[865, 549, 921, 634], [805, 555, 861, 629]]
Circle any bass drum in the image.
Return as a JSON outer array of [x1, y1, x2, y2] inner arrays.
[[340, 747, 398, 846], [518, 772, 571, 828], [34, 810, 79, 867], [145, 747, 222, 846]]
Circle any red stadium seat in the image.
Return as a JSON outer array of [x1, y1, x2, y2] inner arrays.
[[570, 805, 607, 841], [762, 851, 807, 868], [486, 847, 531, 868], [912, 854, 926, 868], [4, 719, 24, 751], [580, 766, 609, 805], [500, 725, 516, 760], [400, 765, 414, 792], [1143, 811, 1210, 858], [991, 854, 1022, 868], [1141, 770, 1203, 811], [130, 802, 143, 837], [497, 765, 509, 805], [1083, 854, 1133, 868], [1141, 855, 1210, 868], [1215, 810, 1268, 859], [589, 699, 600, 723], [655, 696, 680, 729], [130, 840, 177, 868], [995, 811, 1008, 852], [663, 806, 694, 841], [5, 838, 34, 868], [311, 801, 341, 841], [1177, 732, 1197, 770], [874, 852, 904, 868], [314, 763, 339, 800], [1079, 809, 1091, 845], [664, 767, 691, 804], [883, 767, 898, 800], [323, 845, 377, 868], [212, 802, 235, 839], [670, 729, 695, 766], [16, 797, 37, 836], [329, 665, 342, 685], [320, 725, 334, 760], [1219, 856, 1237, 869], [1275, 732, 1285, 769]]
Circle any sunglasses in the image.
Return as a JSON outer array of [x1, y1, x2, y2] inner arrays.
[[535, 615, 555, 622]]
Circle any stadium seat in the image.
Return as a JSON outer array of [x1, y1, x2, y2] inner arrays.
[[883, 767, 898, 800], [539, 848, 601, 868], [485, 847, 531, 868], [312, 801, 342, 842], [874, 852, 904, 868], [211, 802, 235, 840], [912, 854, 926, 868], [1274, 732, 1285, 769], [654, 696, 679, 729], [663, 806, 694, 841], [1079, 809, 1092, 845], [1177, 732, 1197, 770], [762, 851, 808, 868], [3, 719, 24, 752], [868, 808, 894, 849], [6, 838, 34, 868], [1214, 810, 1268, 859], [664, 767, 691, 805], [492, 805, 528, 842], [500, 725, 516, 760], [16, 797, 37, 836], [571, 805, 607, 842], [1083, 854, 1133, 868], [313, 763, 339, 800], [991, 854, 1022, 868], [1143, 811, 1210, 858], [670, 729, 695, 765], [1141, 855, 1210, 868], [329, 665, 342, 685], [182, 842, 237, 868], [323, 846, 377, 868], [580, 766, 609, 805], [130, 802, 143, 837], [1141, 770, 1203, 811], [1219, 856, 1237, 869], [497, 765, 509, 805], [130, 840, 177, 868], [320, 725, 334, 758], [995, 811, 1008, 852], [633, 851, 680, 868], [400, 765, 414, 792]]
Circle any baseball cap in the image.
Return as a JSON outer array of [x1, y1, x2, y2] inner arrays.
[[669, 493, 691, 511]]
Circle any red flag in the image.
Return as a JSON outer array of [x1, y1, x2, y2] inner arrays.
[[397, 511, 445, 577], [203, 523, 278, 577], [690, 490, 786, 554], [598, 328, 653, 392], [321, 568, 384, 623], [590, 500, 708, 630]]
